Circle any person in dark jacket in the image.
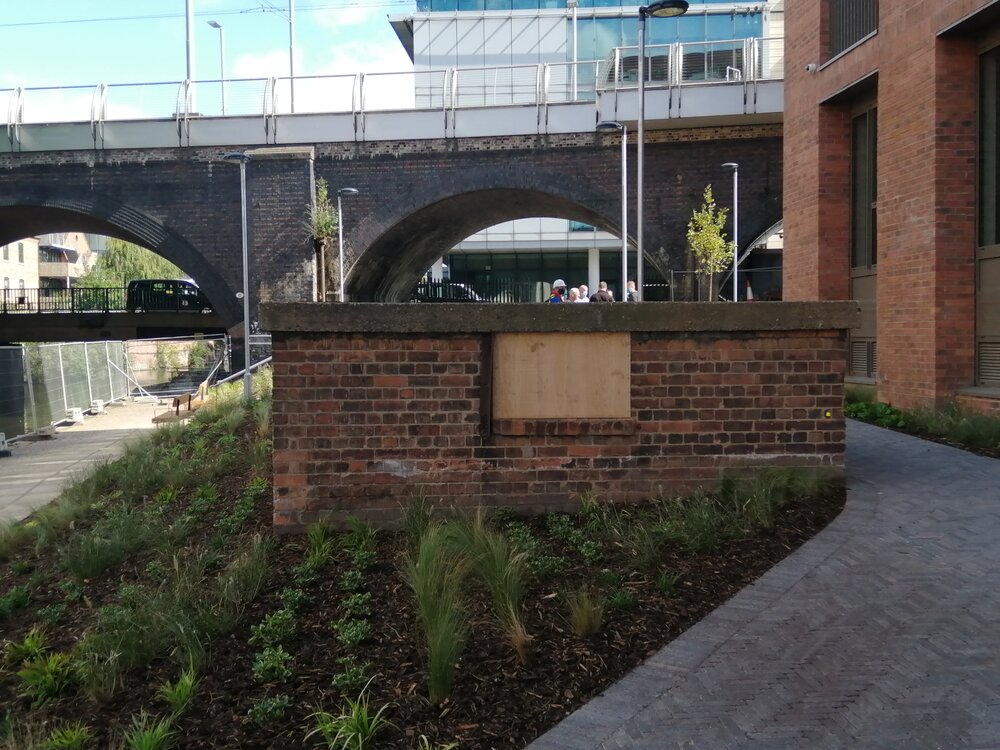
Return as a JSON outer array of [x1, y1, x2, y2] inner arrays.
[[590, 281, 614, 303]]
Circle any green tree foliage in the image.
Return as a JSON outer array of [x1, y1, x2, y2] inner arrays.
[[686, 185, 733, 295], [76, 239, 183, 288], [306, 178, 339, 240]]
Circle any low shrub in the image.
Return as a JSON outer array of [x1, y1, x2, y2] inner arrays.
[[247, 694, 292, 726], [564, 587, 604, 638], [306, 683, 394, 750]]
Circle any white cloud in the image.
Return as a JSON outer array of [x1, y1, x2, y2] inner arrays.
[[313, 6, 383, 30]]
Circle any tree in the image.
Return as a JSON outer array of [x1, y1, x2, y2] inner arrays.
[[686, 185, 733, 301], [76, 238, 183, 288], [305, 178, 340, 300]]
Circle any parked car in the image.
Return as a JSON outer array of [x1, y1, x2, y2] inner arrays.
[[126, 279, 212, 312], [409, 281, 482, 303]]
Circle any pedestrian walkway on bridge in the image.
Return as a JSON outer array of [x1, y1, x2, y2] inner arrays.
[[528, 420, 1000, 749]]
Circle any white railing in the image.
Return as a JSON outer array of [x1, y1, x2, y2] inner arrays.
[[2, 37, 782, 132]]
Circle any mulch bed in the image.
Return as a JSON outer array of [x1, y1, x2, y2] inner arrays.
[[0, 486, 844, 749]]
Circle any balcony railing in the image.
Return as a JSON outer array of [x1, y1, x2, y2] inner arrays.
[[2, 36, 783, 130]]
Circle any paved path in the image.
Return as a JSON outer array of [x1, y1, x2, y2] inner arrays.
[[527, 420, 1000, 749], [0, 400, 160, 523]]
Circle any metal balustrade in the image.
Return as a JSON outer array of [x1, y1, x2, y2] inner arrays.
[[2, 36, 783, 136], [0, 287, 210, 314]]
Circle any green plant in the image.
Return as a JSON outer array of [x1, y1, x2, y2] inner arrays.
[[40, 722, 94, 750], [687, 184, 733, 297], [306, 683, 395, 750], [38, 603, 69, 626], [157, 667, 197, 716], [416, 737, 459, 750], [607, 589, 637, 611], [0, 584, 32, 619], [340, 569, 365, 593], [564, 587, 604, 638], [596, 569, 622, 588], [59, 579, 84, 603], [122, 712, 173, 750], [4, 626, 48, 665], [0, 520, 34, 561], [448, 511, 532, 665], [252, 646, 293, 683], [333, 617, 373, 649], [306, 177, 339, 240], [331, 655, 372, 693], [403, 524, 468, 705], [279, 586, 310, 610], [17, 652, 78, 707], [654, 571, 681, 595], [10, 559, 32, 575], [306, 522, 336, 563], [401, 495, 434, 553], [247, 694, 292, 725], [340, 592, 373, 619], [844, 400, 907, 428], [250, 608, 297, 646], [528, 554, 569, 578], [188, 485, 219, 515]]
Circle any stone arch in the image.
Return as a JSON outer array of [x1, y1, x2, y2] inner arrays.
[[346, 186, 625, 302], [0, 196, 241, 325]]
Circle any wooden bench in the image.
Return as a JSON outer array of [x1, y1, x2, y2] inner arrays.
[[152, 381, 209, 424]]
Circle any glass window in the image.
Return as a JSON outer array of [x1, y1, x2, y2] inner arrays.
[[17, 243, 24, 263], [733, 12, 762, 39], [851, 108, 877, 269], [981, 47, 1000, 247], [458, 0, 485, 10], [3, 278, 8, 289], [18, 279, 24, 289]]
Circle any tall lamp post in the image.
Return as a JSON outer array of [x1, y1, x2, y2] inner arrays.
[[224, 151, 254, 400], [597, 121, 628, 300], [337, 187, 359, 302], [722, 162, 739, 300], [637, 0, 688, 301], [567, 0, 579, 100], [207, 20, 226, 115]]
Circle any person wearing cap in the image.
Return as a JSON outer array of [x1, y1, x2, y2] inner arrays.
[[548, 279, 567, 303]]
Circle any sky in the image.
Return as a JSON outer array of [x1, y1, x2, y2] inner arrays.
[[0, 1, 416, 91]]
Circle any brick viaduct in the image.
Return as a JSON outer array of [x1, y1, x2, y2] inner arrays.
[[0, 124, 781, 329]]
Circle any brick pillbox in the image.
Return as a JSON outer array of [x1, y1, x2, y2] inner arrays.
[[261, 301, 859, 531]]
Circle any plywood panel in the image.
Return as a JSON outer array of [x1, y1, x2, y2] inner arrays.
[[492, 332, 630, 419]]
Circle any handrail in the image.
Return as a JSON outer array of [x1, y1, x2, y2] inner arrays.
[[0, 36, 783, 128], [6, 87, 23, 147]]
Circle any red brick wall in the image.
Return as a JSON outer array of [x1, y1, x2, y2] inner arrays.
[[784, 0, 988, 410], [270, 324, 850, 531]]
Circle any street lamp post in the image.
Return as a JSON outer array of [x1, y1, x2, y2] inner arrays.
[[722, 162, 739, 300], [224, 151, 254, 400], [637, 0, 688, 302], [207, 20, 226, 115], [337, 187, 359, 302], [567, 0, 579, 100], [597, 121, 628, 301]]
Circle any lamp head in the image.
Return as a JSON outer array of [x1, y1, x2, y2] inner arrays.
[[722, 162, 738, 170], [641, 0, 689, 18], [208, 20, 222, 29], [338, 187, 360, 196], [224, 151, 251, 163], [596, 121, 624, 132]]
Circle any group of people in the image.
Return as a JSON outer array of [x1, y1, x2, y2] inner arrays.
[[548, 279, 639, 304]]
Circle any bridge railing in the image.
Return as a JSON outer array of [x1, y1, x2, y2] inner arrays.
[[2, 36, 782, 129], [1, 288, 125, 314]]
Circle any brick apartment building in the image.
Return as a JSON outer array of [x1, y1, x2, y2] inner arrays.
[[783, 0, 1000, 411]]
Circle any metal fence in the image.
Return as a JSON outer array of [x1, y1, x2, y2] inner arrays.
[[829, 0, 878, 58], [2, 36, 784, 128], [0, 341, 130, 440]]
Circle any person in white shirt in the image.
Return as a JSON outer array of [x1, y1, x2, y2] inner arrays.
[[576, 284, 590, 303]]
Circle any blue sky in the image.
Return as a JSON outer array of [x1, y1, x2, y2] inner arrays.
[[1, 1, 415, 90]]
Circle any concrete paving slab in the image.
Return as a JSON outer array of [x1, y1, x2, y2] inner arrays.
[[0, 400, 159, 523]]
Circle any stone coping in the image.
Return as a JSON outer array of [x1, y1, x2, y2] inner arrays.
[[260, 301, 860, 334]]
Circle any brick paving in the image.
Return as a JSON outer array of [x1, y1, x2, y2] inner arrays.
[[526, 420, 1000, 750]]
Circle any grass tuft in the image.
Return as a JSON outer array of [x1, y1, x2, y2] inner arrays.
[[564, 586, 604, 638]]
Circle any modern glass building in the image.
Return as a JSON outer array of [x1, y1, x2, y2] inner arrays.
[[390, 1, 782, 301]]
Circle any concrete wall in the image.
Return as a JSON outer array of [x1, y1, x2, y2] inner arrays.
[[262, 301, 858, 531]]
